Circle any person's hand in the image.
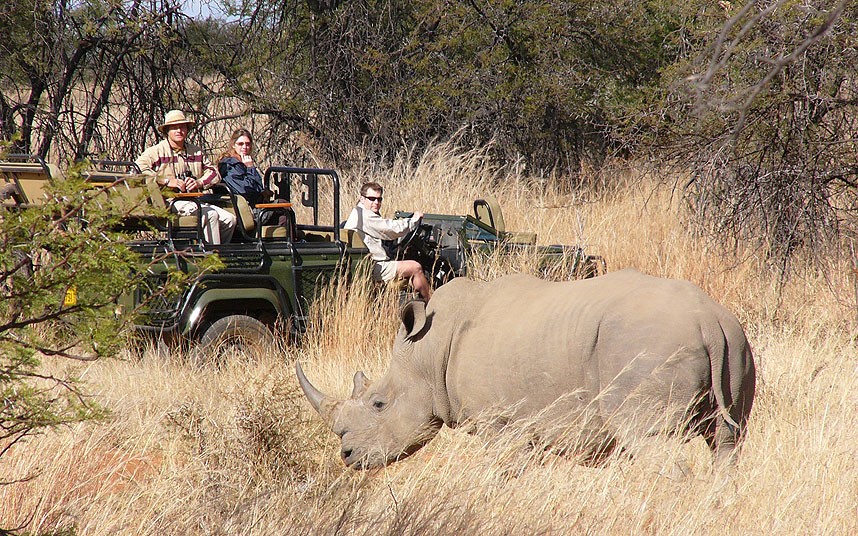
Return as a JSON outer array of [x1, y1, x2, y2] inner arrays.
[[411, 211, 424, 222], [184, 177, 200, 191], [241, 154, 255, 167]]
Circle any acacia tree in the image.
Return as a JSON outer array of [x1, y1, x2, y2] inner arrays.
[[0, 163, 134, 469], [182, 0, 685, 174]]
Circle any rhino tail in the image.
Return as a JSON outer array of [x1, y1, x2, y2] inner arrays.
[[707, 329, 741, 431]]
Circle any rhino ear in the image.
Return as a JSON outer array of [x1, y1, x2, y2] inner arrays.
[[400, 299, 427, 341], [352, 371, 370, 398]]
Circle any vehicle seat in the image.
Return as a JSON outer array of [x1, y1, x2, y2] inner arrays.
[[92, 177, 152, 227], [339, 228, 366, 249], [219, 193, 257, 242], [256, 203, 293, 240], [474, 195, 506, 233], [0, 156, 56, 208], [260, 218, 291, 239], [474, 194, 537, 245], [145, 177, 203, 240], [83, 161, 153, 229]]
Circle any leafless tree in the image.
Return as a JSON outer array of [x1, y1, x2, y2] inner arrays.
[[0, 0, 209, 162], [672, 0, 858, 271]]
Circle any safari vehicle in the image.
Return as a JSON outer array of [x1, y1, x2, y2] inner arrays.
[[3, 153, 602, 358], [0, 154, 61, 209], [112, 166, 370, 357], [386, 195, 605, 290]]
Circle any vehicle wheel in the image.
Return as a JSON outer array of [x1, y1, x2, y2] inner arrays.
[[194, 314, 277, 366]]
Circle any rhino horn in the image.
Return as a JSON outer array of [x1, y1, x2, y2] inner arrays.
[[296, 361, 329, 415]]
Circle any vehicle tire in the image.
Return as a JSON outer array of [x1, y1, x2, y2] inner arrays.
[[194, 314, 277, 367]]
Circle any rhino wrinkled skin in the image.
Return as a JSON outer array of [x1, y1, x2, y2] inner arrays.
[[297, 269, 756, 469]]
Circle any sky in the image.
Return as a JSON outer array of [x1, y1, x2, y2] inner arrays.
[[182, 0, 227, 20]]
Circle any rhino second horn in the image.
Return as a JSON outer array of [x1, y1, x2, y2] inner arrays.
[[295, 361, 328, 415]]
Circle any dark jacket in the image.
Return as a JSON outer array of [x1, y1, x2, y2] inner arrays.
[[218, 156, 265, 206]]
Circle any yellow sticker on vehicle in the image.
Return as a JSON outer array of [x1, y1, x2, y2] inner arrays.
[[63, 286, 77, 306]]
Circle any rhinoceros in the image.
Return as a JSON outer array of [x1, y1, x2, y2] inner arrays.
[[297, 269, 756, 469]]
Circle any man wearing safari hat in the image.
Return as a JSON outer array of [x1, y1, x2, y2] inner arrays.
[[136, 109, 236, 245]]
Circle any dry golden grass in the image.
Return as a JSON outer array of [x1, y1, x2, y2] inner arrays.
[[2, 143, 857, 535]]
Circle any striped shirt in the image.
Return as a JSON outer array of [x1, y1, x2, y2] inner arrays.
[[135, 139, 220, 188]]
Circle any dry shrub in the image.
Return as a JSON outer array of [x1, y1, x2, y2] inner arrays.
[[230, 372, 323, 482], [162, 371, 321, 486]]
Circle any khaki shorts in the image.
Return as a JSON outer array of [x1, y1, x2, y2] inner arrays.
[[372, 260, 398, 282]]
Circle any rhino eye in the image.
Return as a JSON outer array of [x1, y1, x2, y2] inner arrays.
[[372, 399, 386, 411]]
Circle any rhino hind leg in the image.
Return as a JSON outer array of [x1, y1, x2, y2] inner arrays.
[[701, 368, 755, 466], [701, 412, 744, 466]]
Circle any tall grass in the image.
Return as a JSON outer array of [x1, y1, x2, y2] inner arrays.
[[1, 143, 857, 535]]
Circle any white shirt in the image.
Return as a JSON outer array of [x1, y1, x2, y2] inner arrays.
[[344, 206, 418, 261]]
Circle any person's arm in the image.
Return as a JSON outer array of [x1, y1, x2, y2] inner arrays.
[[135, 145, 158, 177], [181, 148, 220, 192], [135, 143, 175, 188], [198, 153, 220, 188], [218, 159, 241, 191], [248, 165, 264, 185], [361, 209, 415, 239]]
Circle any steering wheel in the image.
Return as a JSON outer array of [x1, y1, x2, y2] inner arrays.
[[382, 222, 423, 260], [384, 221, 426, 261], [397, 223, 423, 250]]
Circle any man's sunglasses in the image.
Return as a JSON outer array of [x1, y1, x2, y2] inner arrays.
[[363, 195, 383, 202]]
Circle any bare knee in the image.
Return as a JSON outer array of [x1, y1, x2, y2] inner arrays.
[[397, 260, 422, 276], [396, 260, 431, 300]]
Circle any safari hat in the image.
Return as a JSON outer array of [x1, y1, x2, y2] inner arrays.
[[157, 109, 196, 135]]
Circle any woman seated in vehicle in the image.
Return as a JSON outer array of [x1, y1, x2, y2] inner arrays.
[[217, 128, 291, 233]]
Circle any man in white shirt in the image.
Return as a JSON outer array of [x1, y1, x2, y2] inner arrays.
[[344, 182, 431, 301]]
